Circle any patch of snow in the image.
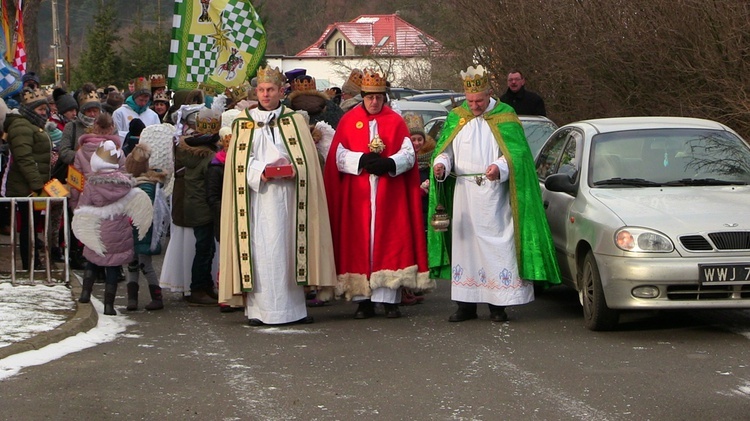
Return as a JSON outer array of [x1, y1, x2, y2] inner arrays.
[[0, 283, 73, 348]]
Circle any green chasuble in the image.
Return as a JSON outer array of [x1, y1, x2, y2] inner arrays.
[[426, 100, 561, 286]]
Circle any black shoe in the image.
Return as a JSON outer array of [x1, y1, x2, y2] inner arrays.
[[51, 247, 65, 263], [292, 316, 314, 325], [248, 318, 265, 326], [448, 309, 478, 322], [384, 303, 401, 319], [353, 300, 375, 319], [489, 305, 508, 322]]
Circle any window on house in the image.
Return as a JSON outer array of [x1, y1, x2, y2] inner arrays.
[[336, 39, 347, 56]]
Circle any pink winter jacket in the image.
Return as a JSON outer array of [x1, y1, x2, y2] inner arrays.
[[78, 170, 136, 267], [70, 133, 125, 209]]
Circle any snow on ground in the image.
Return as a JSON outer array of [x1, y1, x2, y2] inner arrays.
[[0, 280, 132, 381], [0, 282, 74, 348]]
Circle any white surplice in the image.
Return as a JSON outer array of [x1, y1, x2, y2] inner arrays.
[[243, 106, 306, 323], [433, 98, 534, 306]]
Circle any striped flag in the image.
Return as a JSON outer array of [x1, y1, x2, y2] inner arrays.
[[12, 0, 24, 74], [168, 0, 266, 92]]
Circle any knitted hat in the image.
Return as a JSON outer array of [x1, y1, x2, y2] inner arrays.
[[128, 118, 146, 137], [90, 140, 122, 172], [125, 143, 152, 177], [106, 91, 124, 109], [21, 72, 40, 87], [55, 90, 78, 114]]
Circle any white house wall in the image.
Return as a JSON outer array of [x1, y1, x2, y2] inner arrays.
[[266, 56, 432, 89]]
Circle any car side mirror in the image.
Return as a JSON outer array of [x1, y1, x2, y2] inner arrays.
[[544, 173, 578, 195]]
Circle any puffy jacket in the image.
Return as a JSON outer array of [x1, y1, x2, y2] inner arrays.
[[175, 134, 217, 227], [78, 171, 136, 266], [70, 133, 125, 209], [3, 113, 51, 197]]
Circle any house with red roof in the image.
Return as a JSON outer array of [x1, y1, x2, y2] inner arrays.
[[266, 14, 443, 89]]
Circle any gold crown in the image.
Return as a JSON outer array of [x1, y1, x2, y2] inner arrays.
[[95, 140, 122, 165], [361, 69, 386, 93], [195, 107, 221, 135], [149, 74, 166, 88], [22, 88, 48, 105], [324, 88, 338, 98], [134, 76, 151, 93], [403, 112, 425, 134], [256, 65, 285, 87], [153, 91, 171, 103], [225, 82, 250, 103], [460, 65, 490, 94], [291, 76, 317, 93], [79, 90, 100, 106], [347, 69, 363, 87], [196, 82, 218, 97]]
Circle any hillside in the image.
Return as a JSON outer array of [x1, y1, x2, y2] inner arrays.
[[35, 0, 439, 66]]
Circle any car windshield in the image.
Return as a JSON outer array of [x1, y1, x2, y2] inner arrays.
[[522, 120, 558, 157], [590, 128, 750, 187]]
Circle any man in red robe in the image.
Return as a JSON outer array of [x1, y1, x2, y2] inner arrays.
[[324, 69, 433, 319]]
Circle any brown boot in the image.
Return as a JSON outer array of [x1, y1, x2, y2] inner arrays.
[[186, 290, 218, 307]]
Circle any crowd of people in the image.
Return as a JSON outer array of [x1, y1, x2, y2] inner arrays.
[[0, 64, 559, 325]]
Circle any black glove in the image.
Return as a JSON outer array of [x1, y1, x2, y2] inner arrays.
[[366, 157, 397, 176], [358, 152, 381, 170]]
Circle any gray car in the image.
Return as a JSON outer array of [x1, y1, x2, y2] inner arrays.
[[537, 117, 750, 330]]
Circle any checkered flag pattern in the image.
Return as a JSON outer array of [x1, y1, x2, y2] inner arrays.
[[223, 0, 264, 52], [0, 63, 17, 90], [185, 35, 217, 83]]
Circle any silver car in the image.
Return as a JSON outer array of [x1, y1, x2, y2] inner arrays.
[[537, 117, 750, 330]]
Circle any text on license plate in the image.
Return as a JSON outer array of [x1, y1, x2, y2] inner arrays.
[[699, 264, 750, 284]]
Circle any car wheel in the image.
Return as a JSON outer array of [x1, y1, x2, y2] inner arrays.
[[581, 252, 619, 331]]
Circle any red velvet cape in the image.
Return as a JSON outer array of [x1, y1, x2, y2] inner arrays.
[[324, 105, 428, 281]]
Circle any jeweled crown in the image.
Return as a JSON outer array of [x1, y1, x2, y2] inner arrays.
[[256, 66, 285, 87], [460, 65, 490, 94], [292, 76, 317, 93], [361, 69, 386, 93], [22, 88, 48, 105], [134, 76, 151, 93], [195, 107, 221, 135], [153, 91, 171, 103], [197, 82, 218, 97], [149, 74, 166, 88], [226, 81, 251, 103], [403, 112, 425, 134]]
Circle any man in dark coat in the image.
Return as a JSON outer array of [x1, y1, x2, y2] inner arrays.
[[499, 69, 546, 116]]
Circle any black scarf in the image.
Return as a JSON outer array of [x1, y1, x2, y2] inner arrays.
[[19, 104, 49, 128]]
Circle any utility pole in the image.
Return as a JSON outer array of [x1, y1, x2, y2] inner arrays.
[[64, 0, 70, 86], [50, 0, 62, 86]]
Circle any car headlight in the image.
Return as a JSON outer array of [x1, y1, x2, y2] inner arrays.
[[615, 228, 674, 252]]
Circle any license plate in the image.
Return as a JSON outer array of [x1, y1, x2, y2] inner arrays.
[[699, 264, 750, 284]]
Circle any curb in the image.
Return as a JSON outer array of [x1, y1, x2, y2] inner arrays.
[[0, 274, 99, 360]]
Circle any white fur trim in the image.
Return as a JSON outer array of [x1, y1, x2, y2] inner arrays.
[[315, 121, 335, 160]]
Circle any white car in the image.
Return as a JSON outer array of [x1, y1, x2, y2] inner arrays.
[[537, 117, 750, 330]]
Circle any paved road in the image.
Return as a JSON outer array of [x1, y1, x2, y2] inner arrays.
[[2, 280, 750, 420]]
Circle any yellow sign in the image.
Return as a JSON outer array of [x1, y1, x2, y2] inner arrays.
[[67, 165, 85, 192], [43, 179, 69, 198]]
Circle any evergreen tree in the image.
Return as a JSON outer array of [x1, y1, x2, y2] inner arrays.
[[120, 16, 171, 80], [72, 1, 122, 88]]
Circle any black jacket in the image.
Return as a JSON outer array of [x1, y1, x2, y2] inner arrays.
[[500, 86, 546, 116]]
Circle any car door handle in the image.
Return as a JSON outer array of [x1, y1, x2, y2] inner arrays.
[[543, 200, 549, 209]]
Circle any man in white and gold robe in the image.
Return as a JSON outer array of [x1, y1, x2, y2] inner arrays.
[[218, 66, 336, 326]]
